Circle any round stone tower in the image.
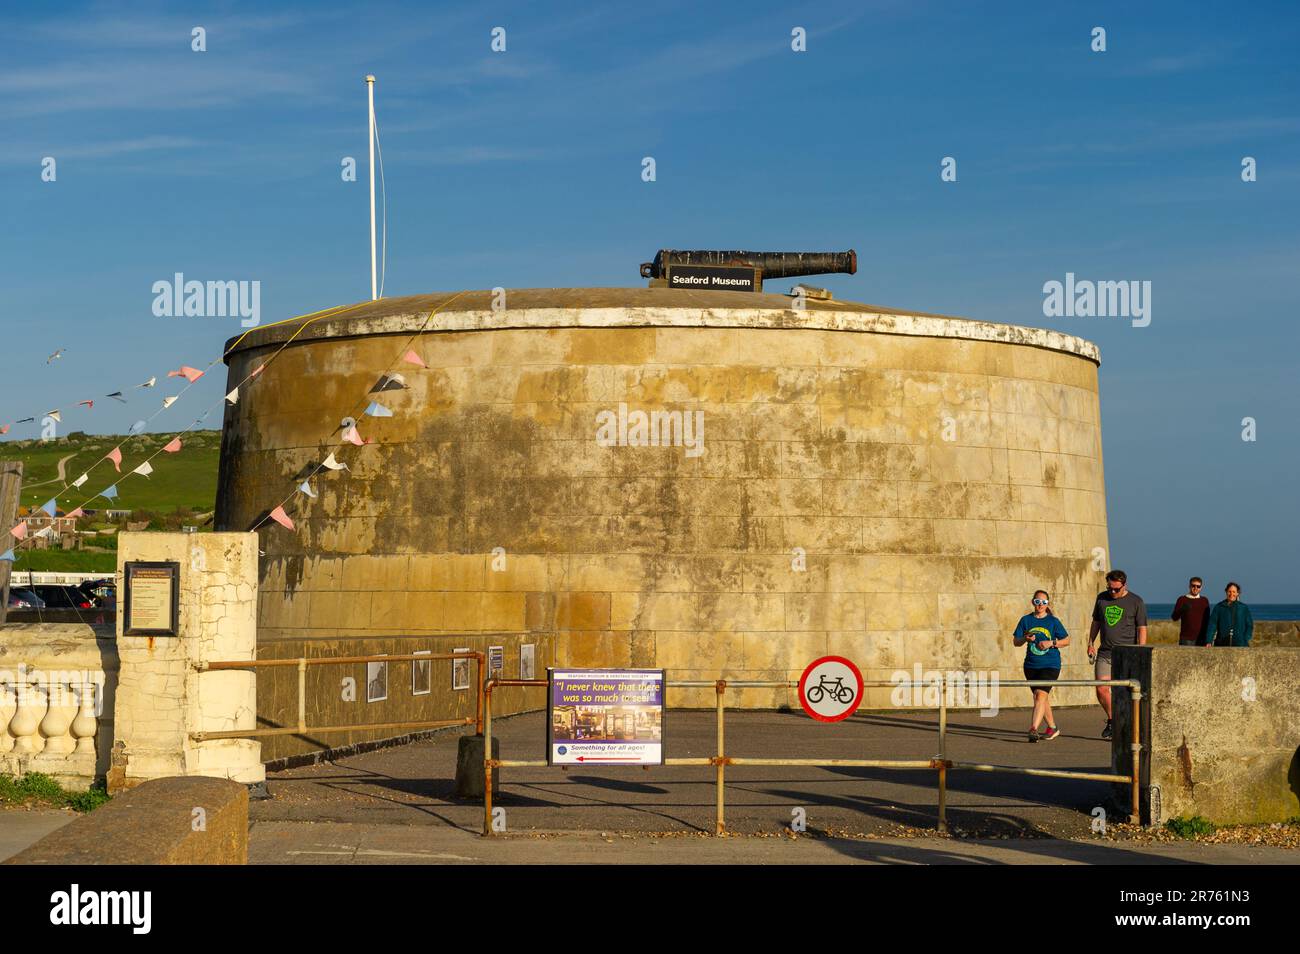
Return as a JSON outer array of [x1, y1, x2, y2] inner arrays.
[[217, 287, 1108, 760]]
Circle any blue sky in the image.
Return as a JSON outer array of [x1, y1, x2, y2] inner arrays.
[[2, 1, 1298, 599]]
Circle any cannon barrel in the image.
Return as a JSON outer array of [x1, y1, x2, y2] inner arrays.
[[640, 249, 856, 280]]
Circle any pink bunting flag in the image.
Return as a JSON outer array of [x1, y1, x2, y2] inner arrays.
[[0, 424, 8, 435], [168, 366, 204, 383], [251, 363, 265, 378], [9, 521, 27, 540], [78, 400, 93, 409], [106, 447, 123, 472], [66, 508, 84, 519], [163, 437, 182, 453], [269, 506, 295, 530], [342, 425, 365, 446], [402, 350, 427, 368]]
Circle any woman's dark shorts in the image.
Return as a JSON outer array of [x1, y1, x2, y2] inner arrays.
[[1024, 665, 1061, 691]]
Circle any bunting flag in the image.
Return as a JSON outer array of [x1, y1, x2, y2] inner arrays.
[[0, 549, 13, 562], [47, 348, 65, 364], [41, 499, 56, 517], [46, 410, 62, 423], [128, 420, 146, 435], [268, 505, 295, 530], [100, 485, 118, 501], [298, 480, 317, 498], [73, 472, 89, 488], [321, 453, 348, 471], [78, 400, 94, 409], [0, 424, 8, 435], [225, 387, 239, 405], [342, 425, 367, 446], [402, 350, 426, 369], [364, 401, 393, 418], [105, 447, 123, 472], [162, 396, 178, 409], [9, 522, 28, 540], [169, 366, 204, 383], [137, 377, 156, 389], [371, 373, 406, 392], [34, 526, 54, 539], [133, 461, 154, 477], [250, 363, 265, 377], [66, 508, 84, 519], [106, 392, 126, 403], [163, 437, 182, 453], [16, 417, 34, 424]]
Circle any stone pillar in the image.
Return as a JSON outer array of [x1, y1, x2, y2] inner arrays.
[[111, 532, 264, 791]]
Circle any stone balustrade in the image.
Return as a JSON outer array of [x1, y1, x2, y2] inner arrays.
[[0, 623, 117, 791]]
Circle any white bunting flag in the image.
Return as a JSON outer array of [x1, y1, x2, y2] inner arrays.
[[133, 461, 154, 477], [226, 387, 239, 405], [321, 453, 348, 471]]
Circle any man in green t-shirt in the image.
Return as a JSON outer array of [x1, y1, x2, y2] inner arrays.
[[1087, 569, 1148, 741]]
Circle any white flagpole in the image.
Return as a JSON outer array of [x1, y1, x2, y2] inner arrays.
[[366, 74, 377, 301]]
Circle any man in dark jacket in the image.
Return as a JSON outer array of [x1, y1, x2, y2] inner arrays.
[[1204, 582, 1254, 647], [1172, 577, 1210, 646]]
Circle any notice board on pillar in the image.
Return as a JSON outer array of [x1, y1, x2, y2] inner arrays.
[[123, 561, 180, 636], [548, 669, 665, 766]]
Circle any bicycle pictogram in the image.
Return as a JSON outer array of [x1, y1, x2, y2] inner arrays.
[[805, 673, 855, 705]]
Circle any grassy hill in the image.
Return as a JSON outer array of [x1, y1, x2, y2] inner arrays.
[[3, 429, 221, 514]]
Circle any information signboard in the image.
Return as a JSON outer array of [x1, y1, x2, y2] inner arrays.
[[548, 668, 664, 765]]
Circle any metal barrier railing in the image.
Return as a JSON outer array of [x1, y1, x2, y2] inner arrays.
[[481, 676, 1143, 836], [190, 651, 486, 741]]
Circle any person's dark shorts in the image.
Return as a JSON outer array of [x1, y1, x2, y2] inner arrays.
[[1024, 665, 1061, 691]]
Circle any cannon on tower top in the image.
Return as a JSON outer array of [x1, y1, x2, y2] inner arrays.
[[640, 249, 856, 290]]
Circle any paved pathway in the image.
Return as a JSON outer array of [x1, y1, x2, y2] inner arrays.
[[248, 705, 1300, 864], [0, 808, 77, 862]]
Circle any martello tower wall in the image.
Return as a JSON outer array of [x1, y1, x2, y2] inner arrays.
[[216, 288, 1108, 761]]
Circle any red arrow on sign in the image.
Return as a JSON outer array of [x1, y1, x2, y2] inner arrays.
[[576, 756, 642, 762]]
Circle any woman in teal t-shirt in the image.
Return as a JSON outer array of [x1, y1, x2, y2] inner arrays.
[[1013, 589, 1070, 742]]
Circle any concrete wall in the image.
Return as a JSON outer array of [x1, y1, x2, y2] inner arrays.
[[4, 776, 247, 865], [1113, 645, 1300, 825], [217, 290, 1110, 760], [112, 532, 263, 789]]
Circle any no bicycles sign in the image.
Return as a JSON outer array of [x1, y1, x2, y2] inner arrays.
[[798, 656, 864, 723]]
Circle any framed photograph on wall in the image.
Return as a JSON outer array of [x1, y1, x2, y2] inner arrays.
[[367, 656, 388, 703], [452, 648, 471, 691], [520, 643, 536, 680], [488, 645, 504, 681], [412, 649, 431, 696]]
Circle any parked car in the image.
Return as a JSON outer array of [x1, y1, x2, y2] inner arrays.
[[77, 578, 116, 608], [31, 585, 96, 610], [6, 587, 46, 609]]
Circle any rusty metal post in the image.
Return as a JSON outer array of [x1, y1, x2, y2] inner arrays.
[[937, 762, 948, 833], [474, 652, 485, 734], [715, 680, 726, 836], [1131, 687, 1142, 825], [482, 681, 494, 837], [296, 658, 307, 735], [937, 674, 948, 832]]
